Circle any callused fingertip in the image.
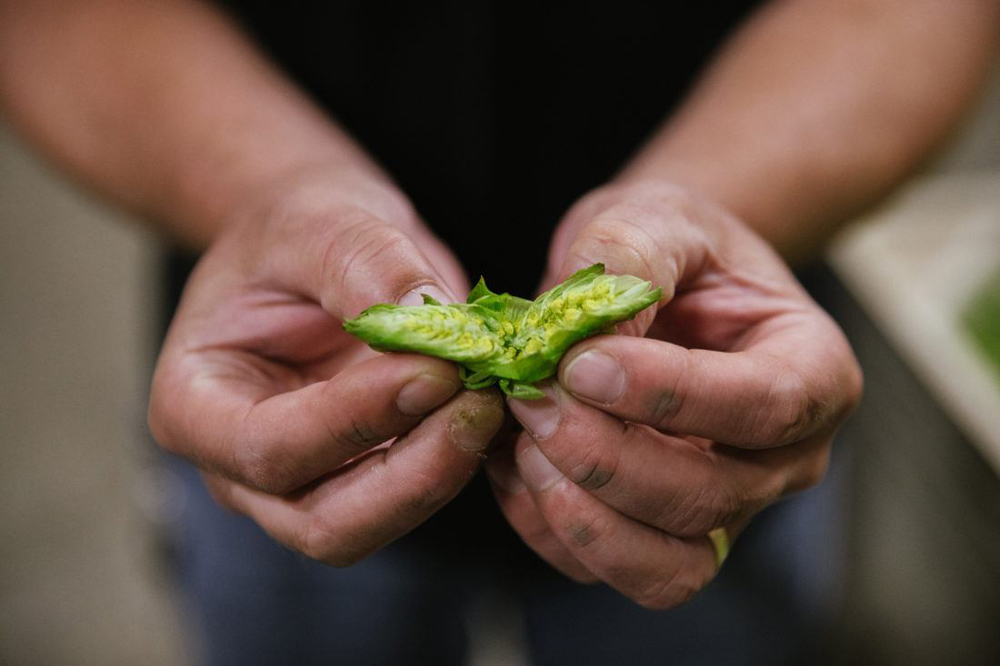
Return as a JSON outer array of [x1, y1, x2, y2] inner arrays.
[[516, 444, 563, 492], [561, 348, 626, 405], [396, 373, 460, 416], [447, 391, 505, 454]]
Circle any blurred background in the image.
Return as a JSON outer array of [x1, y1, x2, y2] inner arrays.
[[2, 59, 999, 666]]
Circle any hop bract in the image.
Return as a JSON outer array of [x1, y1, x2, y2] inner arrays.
[[343, 264, 662, 398]]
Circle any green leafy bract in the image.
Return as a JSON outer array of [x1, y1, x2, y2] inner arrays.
[[343, 264, 662, 398]]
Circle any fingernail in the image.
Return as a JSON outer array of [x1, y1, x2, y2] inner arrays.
[[517, 444, 563, 491], [508, 387, 561, 440], [399, 284, 455, 306], [563, 350, 625, 404], [448, 400, 505, 453], [396, 374, 459, 415]]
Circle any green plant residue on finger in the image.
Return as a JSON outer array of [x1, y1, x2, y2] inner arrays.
[[343, 263, 662, 399]]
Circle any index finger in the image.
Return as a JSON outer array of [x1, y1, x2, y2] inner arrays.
[[150, 352, 463, 493], [207, 389, 505, 566], [558, 313, 862, 448]]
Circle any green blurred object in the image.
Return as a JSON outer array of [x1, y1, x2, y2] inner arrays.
[[344, 264, 662, 398], [963, 267, 1000, 380]]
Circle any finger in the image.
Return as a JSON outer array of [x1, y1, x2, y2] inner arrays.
[[548, 185, 862, 445], [508, 383, 831, 537], [550, 183, 800, 293], [150, 352, 463, 494], [546, 184, 814, 342], [485, 445, 598, 583], [513, 436, 720, 610], [261, 206, 461, 319], [547, 186, 722, 336], [559, 315, 861, 448], [208, 389, 505, 566]]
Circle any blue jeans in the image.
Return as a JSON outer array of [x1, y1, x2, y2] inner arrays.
[[164, 442, 848, 666]]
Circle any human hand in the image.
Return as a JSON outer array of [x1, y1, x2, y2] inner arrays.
[[149, 173, 504, 565], [486, 181, 862, 608]]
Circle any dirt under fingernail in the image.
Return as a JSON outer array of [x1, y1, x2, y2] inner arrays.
[[448, 396, 505, 453]]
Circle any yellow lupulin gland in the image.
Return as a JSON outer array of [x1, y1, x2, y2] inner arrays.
[[342, 263, 661, 397]]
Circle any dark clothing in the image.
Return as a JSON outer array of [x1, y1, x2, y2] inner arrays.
[[161, 3, 847, 664], [171, 0, 763, 561], [217, 0, 760, 294]]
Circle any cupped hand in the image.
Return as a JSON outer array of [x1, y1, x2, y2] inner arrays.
[[149, 173, 504, 565], [487, 181, 862, 608]]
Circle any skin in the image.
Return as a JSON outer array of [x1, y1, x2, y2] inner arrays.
[[149, 176, 506, 564], [2, 0, 999, 605], [489, 182, 860, 605], [487, 0, 1000, 607], [343, 264, 661, 396], [0, 0, 506, 565]]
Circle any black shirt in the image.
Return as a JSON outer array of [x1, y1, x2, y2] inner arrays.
[[167, 0, 763, 563], [212, 1, 761, 293]]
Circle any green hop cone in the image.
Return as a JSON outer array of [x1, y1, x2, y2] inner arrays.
[[343, 263, 662, 398]]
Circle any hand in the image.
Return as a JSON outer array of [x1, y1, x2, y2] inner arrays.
[[149, 173, 504, 565], [486, 181, 862, 608]]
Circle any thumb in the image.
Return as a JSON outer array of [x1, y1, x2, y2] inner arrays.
[[320, 217, 460, 320], [270, 209, 461, 321], [545, 187, 710, 336]]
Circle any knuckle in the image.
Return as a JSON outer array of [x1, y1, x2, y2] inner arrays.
[[400, 469, 455, 515], [640, 348, 690, 430], [233, 432, 298, 495], [697, 486, 743, 533], [321, 214, 424, 308], [660, 483, 742, 537], [648, 388, 683, 429], [633, 567, 706, 611], [346, 218, 410, 267], [330, 418, 386, 454], [236, 451, 291, 495], [570, 217, 659, 282], [645, 355, 688, 428], [547, 487, 607, 550], [321, 384, 391, 452], [562, 511, 606, 549], [563, 440, 622, 493], [299, 516, 363, 566], [754, 368, 814, 445]]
